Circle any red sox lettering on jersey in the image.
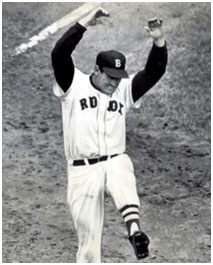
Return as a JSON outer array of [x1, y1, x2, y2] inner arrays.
[[79, 96, 124, 115], [53, 68, 142, 160]]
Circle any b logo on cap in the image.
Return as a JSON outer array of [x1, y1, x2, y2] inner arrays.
[[115, 59, 121, 68]]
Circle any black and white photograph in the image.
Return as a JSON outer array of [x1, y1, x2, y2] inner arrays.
[[2, 2, 211, 263]]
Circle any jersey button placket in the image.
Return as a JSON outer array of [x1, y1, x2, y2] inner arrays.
[[97, 94, 109, 156]]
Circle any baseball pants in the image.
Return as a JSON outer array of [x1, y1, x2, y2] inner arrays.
[[67, 153, 140, 263]]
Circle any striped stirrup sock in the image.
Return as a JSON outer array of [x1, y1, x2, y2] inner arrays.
[[120, 204, 140, 236]]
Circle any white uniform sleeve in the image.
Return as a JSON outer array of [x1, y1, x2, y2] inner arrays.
[[123, 74, 142, 111], [53, 68, 83, 100]]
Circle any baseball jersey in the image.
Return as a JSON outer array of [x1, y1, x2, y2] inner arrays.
[[53, 69, 141, 160], [51, 23, 168, 161]]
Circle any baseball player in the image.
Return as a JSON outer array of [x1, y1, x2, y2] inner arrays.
[[51, 7, 167, 263]]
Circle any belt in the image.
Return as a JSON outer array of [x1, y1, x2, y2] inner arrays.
[[73, 154, 118, 166]]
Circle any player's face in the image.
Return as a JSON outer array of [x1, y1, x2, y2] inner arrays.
[[96, 70, 121, 96]]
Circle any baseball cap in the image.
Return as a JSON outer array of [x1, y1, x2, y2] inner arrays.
[[96, 50, 129, 79]]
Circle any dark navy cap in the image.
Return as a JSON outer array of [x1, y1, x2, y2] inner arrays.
[[96, 50, 129, 79]]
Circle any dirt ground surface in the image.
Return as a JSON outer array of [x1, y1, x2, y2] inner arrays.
[[2, 2, 211, 263]]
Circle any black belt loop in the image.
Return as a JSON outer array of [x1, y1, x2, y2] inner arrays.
[[73, 154, 118, 166]]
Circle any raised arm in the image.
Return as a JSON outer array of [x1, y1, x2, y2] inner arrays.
[[51, 23, 86, 92], [132, 18, 168, 102], [51, 7, 109, 92]]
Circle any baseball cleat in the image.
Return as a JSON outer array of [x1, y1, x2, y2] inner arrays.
[[129, 231, 150, 259]]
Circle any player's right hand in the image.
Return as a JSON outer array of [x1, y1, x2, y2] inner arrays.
[[88, 7, 110, 26], [94, 7, 109, 19]]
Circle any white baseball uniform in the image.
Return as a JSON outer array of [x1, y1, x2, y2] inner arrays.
[[53, 68, 141, 262], [52, 19, 167, 262]]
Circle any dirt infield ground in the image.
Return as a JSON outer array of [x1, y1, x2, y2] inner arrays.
[[2, 2, 211, 263]]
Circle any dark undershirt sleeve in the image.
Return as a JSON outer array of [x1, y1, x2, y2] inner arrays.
[[131, 43, 168, 102], [51, 23, 87, 92]]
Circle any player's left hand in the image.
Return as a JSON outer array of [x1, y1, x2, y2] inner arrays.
[[144, 17, 164, 40]]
